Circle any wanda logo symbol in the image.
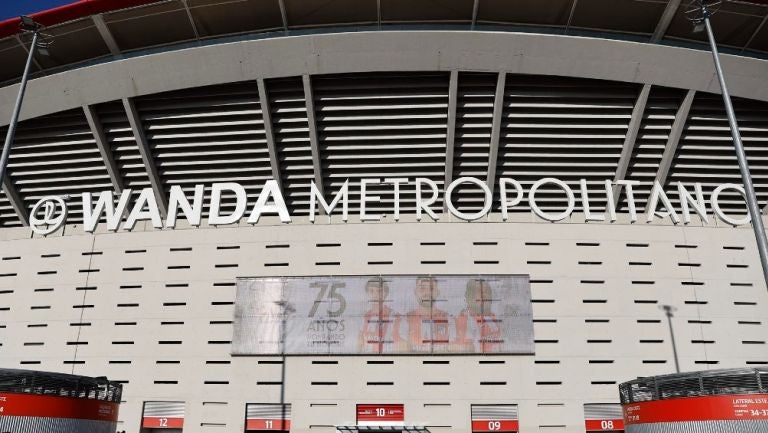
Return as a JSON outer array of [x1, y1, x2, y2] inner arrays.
[[29, 196, 67, 235]]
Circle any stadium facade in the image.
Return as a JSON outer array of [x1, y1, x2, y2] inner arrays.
[[1, 0, 768, 432]]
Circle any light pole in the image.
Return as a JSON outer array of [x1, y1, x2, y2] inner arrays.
[[0, 16, 49, 187], [686, 1, 768, 289], [660, 305, 680, 373], [276, 299, 295, 432]]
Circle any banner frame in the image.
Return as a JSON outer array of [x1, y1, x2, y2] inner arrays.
[[231, 274, 534, 357]]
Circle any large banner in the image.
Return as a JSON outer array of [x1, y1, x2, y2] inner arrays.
[[232, 275, 533, 355]]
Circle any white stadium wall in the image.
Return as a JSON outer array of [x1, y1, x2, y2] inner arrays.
[[0, 215, 766, 432]]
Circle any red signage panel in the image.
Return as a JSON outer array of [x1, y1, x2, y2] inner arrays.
[[142, 416, 185, 428], [471, 419, 519, 432], [246, 419, 291, 431], [623, 394, 768, 424], [0, 392, 119, 421], [357, 404, 405, 423], [585, 419, 624, 431]]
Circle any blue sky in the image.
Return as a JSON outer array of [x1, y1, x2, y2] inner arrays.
[[0, 0, 74, 21]]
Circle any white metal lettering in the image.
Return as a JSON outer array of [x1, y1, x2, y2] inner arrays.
[[580, 178, 604, 222], [360, 178, 382, 221], [445, 177, 491, 221], [416, 177, 440, 221], [499, 178, 523, 220], [529, 177, 575, 222], [712, 183, 750, 226], [309, 180, 349, 222], [208, 182, 246, 225], [166, 184, 204, 228], [30, 177, 757, 233], [247, 179, 291, 224]]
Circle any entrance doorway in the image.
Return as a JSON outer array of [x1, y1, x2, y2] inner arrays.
[[245, 403, 291, 432], [140, 401, 184, 433]]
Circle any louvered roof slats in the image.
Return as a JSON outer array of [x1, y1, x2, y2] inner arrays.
[[158, 158, 273, 168], [1, 73, 767, 224], [666, 93, 768, 214], [97, 101, 152, 193], [6, 108, 113, 224], [155, 147, 270, 156], [313, 72, 449, 213], [134, 81, 271, 217], [148, 128, 267, 139], [621, 87, 685, 212], [139, 97, 263, 112], [143, 110, 266, 123], [493, 75, 637, 212], [267, 77, 314, 215], [452, 72, 496, 212], [0, 193, 22, 226]]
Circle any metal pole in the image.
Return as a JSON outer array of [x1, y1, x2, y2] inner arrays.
[[662, 305, 680, 373], [280, 301, 288, 432], [0, 30, 38, 185], [702, 6, 768, 289]]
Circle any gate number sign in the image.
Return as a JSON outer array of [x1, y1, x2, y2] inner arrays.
[[585, 419, 625, 431], [471, 420, 519, 432], [357, 404, 405, 423]]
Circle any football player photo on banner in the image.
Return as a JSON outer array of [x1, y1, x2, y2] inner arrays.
[[232, 275, 533, 355]]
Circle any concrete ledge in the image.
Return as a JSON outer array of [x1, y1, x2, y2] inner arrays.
[[2, 30, 768, 125]]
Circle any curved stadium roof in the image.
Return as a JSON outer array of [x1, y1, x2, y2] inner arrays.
[[1, 0, 768, 85], [0, 1, 767, 229]]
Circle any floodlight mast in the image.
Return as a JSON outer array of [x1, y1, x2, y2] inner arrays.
[[689, 1, 768, 291], [0, 16, 42, 198], [660, 305, 680, 373]]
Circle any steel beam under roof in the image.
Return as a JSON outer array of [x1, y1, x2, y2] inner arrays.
[[83, 105, 123, 194], [13, 35, 43, 72], [278, 0, 289, 32], [2, 178, 28, 226], [180, 0, 201, 39], [613, 84, 652, 203], [743, 12, 768, 53], [122, 97, 168, 216], [303, 75, 324, 196], [443, 70, 459, 208], [651, 0, 683, 43], [654, 89, 696, 187], [257, 78, 283, 192], [566, 0, 579, 33], [91, 14, 121, 55], [486, 72, 507, 198]]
